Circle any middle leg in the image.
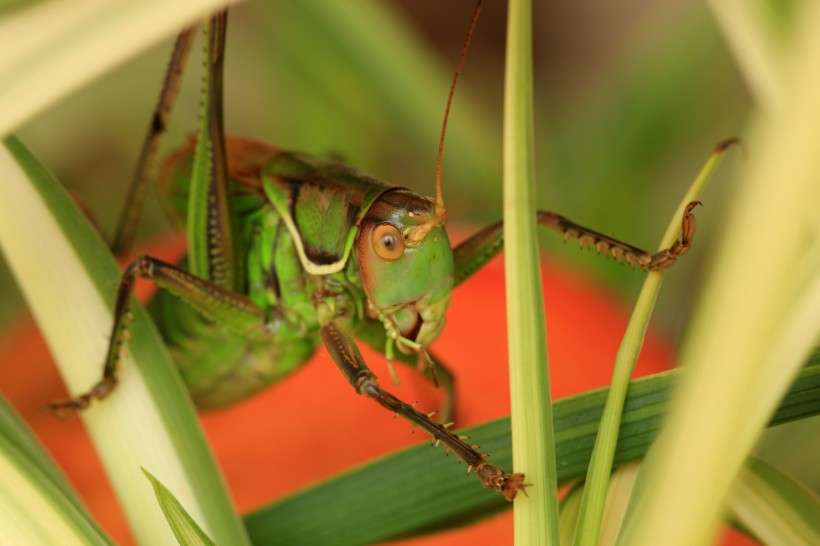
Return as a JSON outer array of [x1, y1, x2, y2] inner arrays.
[[47, 255, 268, 416]]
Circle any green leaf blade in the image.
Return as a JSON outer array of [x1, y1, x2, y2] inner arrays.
[[0, 396, 113, 546], [144, 469, 218, 546]]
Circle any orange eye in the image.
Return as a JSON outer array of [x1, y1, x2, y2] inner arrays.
[[371, 223, 405, 261]]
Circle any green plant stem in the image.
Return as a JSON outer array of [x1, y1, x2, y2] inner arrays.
[[571, 276, 661, 546], [503, 0, 558, 544], [573, 143, 735, 546]]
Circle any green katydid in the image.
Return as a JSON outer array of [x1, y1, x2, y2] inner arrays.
[[47, 6, 713, 501]]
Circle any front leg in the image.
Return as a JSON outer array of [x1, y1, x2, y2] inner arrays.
[[453, 139, 739, 285], [355, 317, 457, 424], [453, 201, 700, 287], [320, 320, 526, 501]]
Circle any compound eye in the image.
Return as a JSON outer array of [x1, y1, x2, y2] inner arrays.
[[372, 223, 405, 261]]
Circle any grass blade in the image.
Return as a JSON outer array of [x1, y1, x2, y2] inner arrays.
[[558, 484, 584, 545], [144, 469, 218, 546], [0, 395, 112, 545], [503, 0, 558, 543]]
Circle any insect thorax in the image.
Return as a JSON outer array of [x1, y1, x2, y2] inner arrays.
[[150, 138, 390, 408]]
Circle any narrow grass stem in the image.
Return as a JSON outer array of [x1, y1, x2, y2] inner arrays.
[[572, 142, 736, 546], [503, 0, 558, 544]]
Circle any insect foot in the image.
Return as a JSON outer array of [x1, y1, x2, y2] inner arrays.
[[537, 199, 704, 272], [357, 379, 524, 501], [475, 464, 529, 501], [46, 377, 118, 418], [644, 200, 701, 271]]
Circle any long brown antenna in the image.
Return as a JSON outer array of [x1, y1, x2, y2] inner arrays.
[[435, 0, 483, 223]]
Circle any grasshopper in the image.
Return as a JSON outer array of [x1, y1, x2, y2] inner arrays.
[[48, 7, 702, 501]]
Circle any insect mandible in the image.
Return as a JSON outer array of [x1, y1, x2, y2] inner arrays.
[[48, 5, 702, 501]]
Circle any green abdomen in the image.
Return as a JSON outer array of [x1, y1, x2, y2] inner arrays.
[[151, 287, 319, 408], [148, 211, 322, 408]]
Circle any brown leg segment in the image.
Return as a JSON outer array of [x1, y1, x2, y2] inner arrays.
[[320, 320, 527, 501], [452, 201, 701, 288], [537, 201, 700, 271]]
